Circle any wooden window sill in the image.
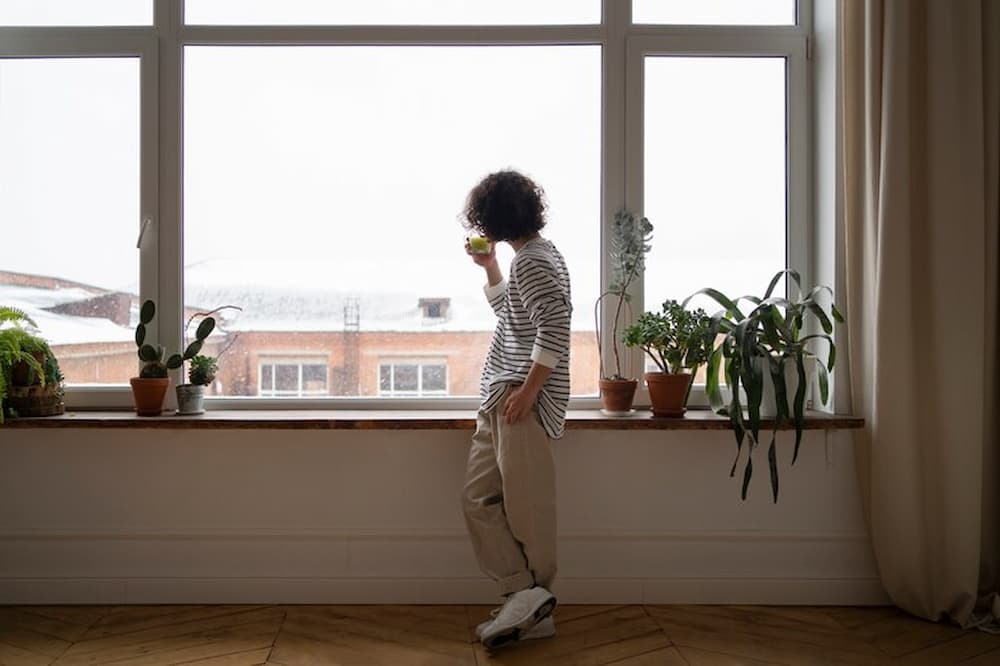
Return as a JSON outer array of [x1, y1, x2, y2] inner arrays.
[[1, 409, 864, 430]]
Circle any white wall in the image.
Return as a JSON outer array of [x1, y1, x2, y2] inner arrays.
[[0, 427, 886, 604]]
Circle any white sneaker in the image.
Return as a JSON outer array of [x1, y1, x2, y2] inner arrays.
[[479, 586, 557, 650], [476, 612, 556, 641]]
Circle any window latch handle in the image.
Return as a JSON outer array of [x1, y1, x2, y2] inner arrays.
[[136, 215, 152, 248]]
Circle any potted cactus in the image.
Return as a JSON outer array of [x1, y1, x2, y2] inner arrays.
[[131, 300, 214, 416], [175, 305, 241, 415]]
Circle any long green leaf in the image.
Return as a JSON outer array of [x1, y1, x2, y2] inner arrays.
[[741, 457, 753, 501], [684, 288, 745, 322], [791, 350, 807, 464], [764, 269, 802, 299], [817, 361, 830, 406], [771, 356, 789, 422], [807, 303, 834, 334], [768, 438, 779, 503], [797, 334, 837, 372], [706, 346, 724, 412]]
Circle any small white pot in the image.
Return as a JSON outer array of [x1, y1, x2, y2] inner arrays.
[[175, 384, 206, 415], [758, 356, 815, 418]]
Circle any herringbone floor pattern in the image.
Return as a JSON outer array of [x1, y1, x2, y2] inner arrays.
[[0, 604, 997, 666]]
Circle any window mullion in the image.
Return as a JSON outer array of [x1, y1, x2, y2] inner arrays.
[[153, 0, 184, 409]]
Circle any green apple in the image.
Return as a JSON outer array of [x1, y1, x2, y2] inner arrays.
[[469, 236, 491, 254]]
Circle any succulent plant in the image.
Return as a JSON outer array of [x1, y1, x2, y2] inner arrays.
[[188, 355, 218, 386]]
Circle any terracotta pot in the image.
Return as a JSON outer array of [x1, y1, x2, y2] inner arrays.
[[130, 377, 170, 416], [599, 378, 638, 414], [645, 372, 693, 417]]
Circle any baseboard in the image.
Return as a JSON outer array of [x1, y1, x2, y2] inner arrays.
[[0, 528, 887, 605]]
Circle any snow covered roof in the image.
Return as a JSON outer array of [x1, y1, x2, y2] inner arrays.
[[0, 284, 135, 346], [2, 272, 594, 345]]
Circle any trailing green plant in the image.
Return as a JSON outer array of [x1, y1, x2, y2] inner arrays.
[[135, 300, 215, 379], [594, 210, 653, 380], [623, 300, 712, 375], [0, 307, 50, 424], [683, 269, 844, 503]]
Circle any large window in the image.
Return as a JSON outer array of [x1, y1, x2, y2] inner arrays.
[[2, 0, 811, 409]]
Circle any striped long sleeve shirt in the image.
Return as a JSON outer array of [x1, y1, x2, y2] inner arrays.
[[480, 236, 572, 439]]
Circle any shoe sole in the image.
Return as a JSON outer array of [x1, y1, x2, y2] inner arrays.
[[482, 597, 557, 651]]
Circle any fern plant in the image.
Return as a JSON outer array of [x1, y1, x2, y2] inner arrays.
[[0, 307, 47, 424]]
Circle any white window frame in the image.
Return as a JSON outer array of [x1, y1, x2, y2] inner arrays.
[[3, 0, 814, 412]]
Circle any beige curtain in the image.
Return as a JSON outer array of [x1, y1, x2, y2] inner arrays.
[[841, 0, 1000, 627]]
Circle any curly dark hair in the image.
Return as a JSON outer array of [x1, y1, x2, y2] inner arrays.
[[462, 170, 548, 242]]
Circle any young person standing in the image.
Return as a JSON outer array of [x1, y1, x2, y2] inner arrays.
[[460, 170, 572, 650]]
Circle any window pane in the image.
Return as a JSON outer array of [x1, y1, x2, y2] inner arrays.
[[261, 364, 273, 390], [643, 57, 786, 316], [633, 0, 795, 25], [0, 0, 151, 26], [0, 58, 140, 386], [302, 364, 327, 392], [274, 365, 299, 392], [394, 365, 419, 392], [186, 0, 599, 26], [422, 364, 446, 392], [185, 46, 600, 398]]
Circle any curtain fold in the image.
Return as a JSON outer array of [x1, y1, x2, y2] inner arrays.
[[840, 0, 1000, 627]]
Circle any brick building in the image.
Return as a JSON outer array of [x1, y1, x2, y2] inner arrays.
[[0, 271, 599, 398]]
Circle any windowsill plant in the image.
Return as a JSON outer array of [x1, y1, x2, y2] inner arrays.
[[594, 210, 653, 414], [175, 305, 241, 415], [0, 307, 65, 423], [131, 300, 215, 416], [623, 299, 711, 417], [683, 269, 844, 502]]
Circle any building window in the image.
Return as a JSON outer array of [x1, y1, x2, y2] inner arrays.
[[419, 298, 449, 321], [259, 359, 329, 397], [378, 360, 448, 397]]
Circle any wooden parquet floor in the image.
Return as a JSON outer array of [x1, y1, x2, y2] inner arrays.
[[0, 604, 997, 666]]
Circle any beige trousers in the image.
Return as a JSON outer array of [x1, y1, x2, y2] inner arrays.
[[461, 387, 557, 595]]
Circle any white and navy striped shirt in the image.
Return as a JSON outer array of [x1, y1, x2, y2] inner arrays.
[[480, 236, 572, 439]]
